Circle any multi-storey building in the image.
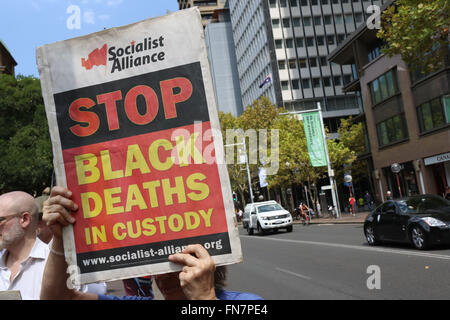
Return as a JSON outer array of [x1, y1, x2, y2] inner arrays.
[[0, 39, 17, 76], [178, 0, 227, 27], [205, 8, 244, 116], [178, 1, 244, 116], [329, 2, 450, 202], [228, 0, 387, 130]]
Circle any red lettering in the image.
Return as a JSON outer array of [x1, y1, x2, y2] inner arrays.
[[124, 85, 159, 125], [97, 90, 122, 131], [160, 78, 193, 120], [69, 98, 99, 137]]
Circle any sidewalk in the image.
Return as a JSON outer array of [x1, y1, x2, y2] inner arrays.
[[299, 211, 368, 225]]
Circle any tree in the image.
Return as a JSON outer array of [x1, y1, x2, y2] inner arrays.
[[218, 111, 249, 208], [377, 0, 450, 74], [0, 74, 53, 195], [337, 118, 367, 184]]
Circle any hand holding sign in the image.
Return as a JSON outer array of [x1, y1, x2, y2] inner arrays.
[[168, 244, 217, 300], [43, 186, 77, 239]]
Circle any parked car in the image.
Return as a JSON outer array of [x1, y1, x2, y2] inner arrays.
[[243, 201, 293, 235], [364, 194, 450, 250]]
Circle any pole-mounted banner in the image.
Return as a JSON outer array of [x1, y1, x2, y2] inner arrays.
[[302, 112, 328, 167]]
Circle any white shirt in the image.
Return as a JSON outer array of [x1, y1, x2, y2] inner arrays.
[[0, 238, 49, 300]]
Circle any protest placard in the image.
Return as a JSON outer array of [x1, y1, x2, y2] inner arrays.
[[36, 8, 242, 285]]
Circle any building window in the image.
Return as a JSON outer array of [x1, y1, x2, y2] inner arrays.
[[313, 78, 321, 88], [282, 18, 290, 28], [298, 58, 307, 68], [309, 57, 317, 67], [281, 81, 289, 90], [295, 37, 304, 47], [272, 19, 280, 28], [278, 60, 286, 69], [317, 36, 325, 46], [333, 76, 341, 86], [369, 69, 399, 105], [302, 78, 310, 89], [376, 114, 408, 147], [327, 35, 335, 45], [368, 46, 381, 63], [306, 37, 314, 46], [304, 17, 312, 26], [269, 0, 277, 8], [288, 59, 296, 69], [417, 95, 450, 133], [292, 79, 300, 89], [285, 38, 294, 48], [275, 39, 283, 49]]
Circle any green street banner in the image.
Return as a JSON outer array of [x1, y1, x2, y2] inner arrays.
[[303, 112, 328, 167]]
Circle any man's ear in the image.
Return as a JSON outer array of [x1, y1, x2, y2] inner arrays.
[[19, 211, 32, 228]]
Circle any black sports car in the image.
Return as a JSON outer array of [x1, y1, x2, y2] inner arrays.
[[364, 194, 450, 250]]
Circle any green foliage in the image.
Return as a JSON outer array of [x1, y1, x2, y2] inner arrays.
[[0, 74, 53, 194], [218, 97, 361, 207], [377, 0, 450, 73]]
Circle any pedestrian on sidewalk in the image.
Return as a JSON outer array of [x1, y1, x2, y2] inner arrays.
[[386, 190, 393, 200], [349, 196, 356, 216], [364, 191, 373, 211]]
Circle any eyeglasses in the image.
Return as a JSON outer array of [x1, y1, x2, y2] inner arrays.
[[0, 213, 22, 224]]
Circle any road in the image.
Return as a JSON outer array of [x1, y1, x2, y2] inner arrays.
[[223, 223, 450, 300]]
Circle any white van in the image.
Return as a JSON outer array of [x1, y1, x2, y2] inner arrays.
[[242, 200, 293, 235]]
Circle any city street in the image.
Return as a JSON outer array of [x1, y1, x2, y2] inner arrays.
[[223, 224, 450, 300]]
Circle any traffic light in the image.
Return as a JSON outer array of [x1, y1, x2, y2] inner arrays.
[[233, 192, 237, 201]]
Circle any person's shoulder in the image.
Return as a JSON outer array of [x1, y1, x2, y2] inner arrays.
[[216, 289, 263, 300]]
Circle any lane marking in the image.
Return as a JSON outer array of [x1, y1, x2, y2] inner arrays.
[[275, 267, 312, 281], [240, 235, 450, 261]]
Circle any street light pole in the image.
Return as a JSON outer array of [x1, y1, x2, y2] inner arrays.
[[224, 138, 254, 204], [280, 104, 341, 218], [317, 102, 341, 218]]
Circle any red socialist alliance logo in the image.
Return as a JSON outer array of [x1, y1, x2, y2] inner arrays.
[[81, 44, 108, 70]]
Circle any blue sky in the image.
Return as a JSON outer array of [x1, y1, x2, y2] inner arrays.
[[0, 0, 179, 77]]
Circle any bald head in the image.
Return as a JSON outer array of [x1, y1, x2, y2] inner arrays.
[[0, 191, 39, 228]]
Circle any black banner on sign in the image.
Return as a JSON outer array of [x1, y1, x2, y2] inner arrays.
[[77, 232, 231, 274], [54, 62, 209, 150]]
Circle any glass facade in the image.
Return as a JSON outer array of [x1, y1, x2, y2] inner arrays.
[[229, 0, 387, 113], [416, 94, 450, 133], [369, 69, 399, 105]]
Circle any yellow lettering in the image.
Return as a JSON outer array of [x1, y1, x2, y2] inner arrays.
[[81, 192, 103, 219], [199, 208, 213, 227], [184, 211, 200, 230], [162, 176, 186, 206], [148, 139, 174, 171], [168, 214, 184, 232], [75, 154, 100, 185], [175, 133, 205, 167], [125, 184, 147, 212], [142, 180, 161, 208], [186, 173, 209, 201], [142, 218, 156, 236], [100, 150, 124, 181], [125, 144, 151, 177], [104, 187, 124, 215], [113, 223, 127, 240], [155, 216, 167, 234]]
